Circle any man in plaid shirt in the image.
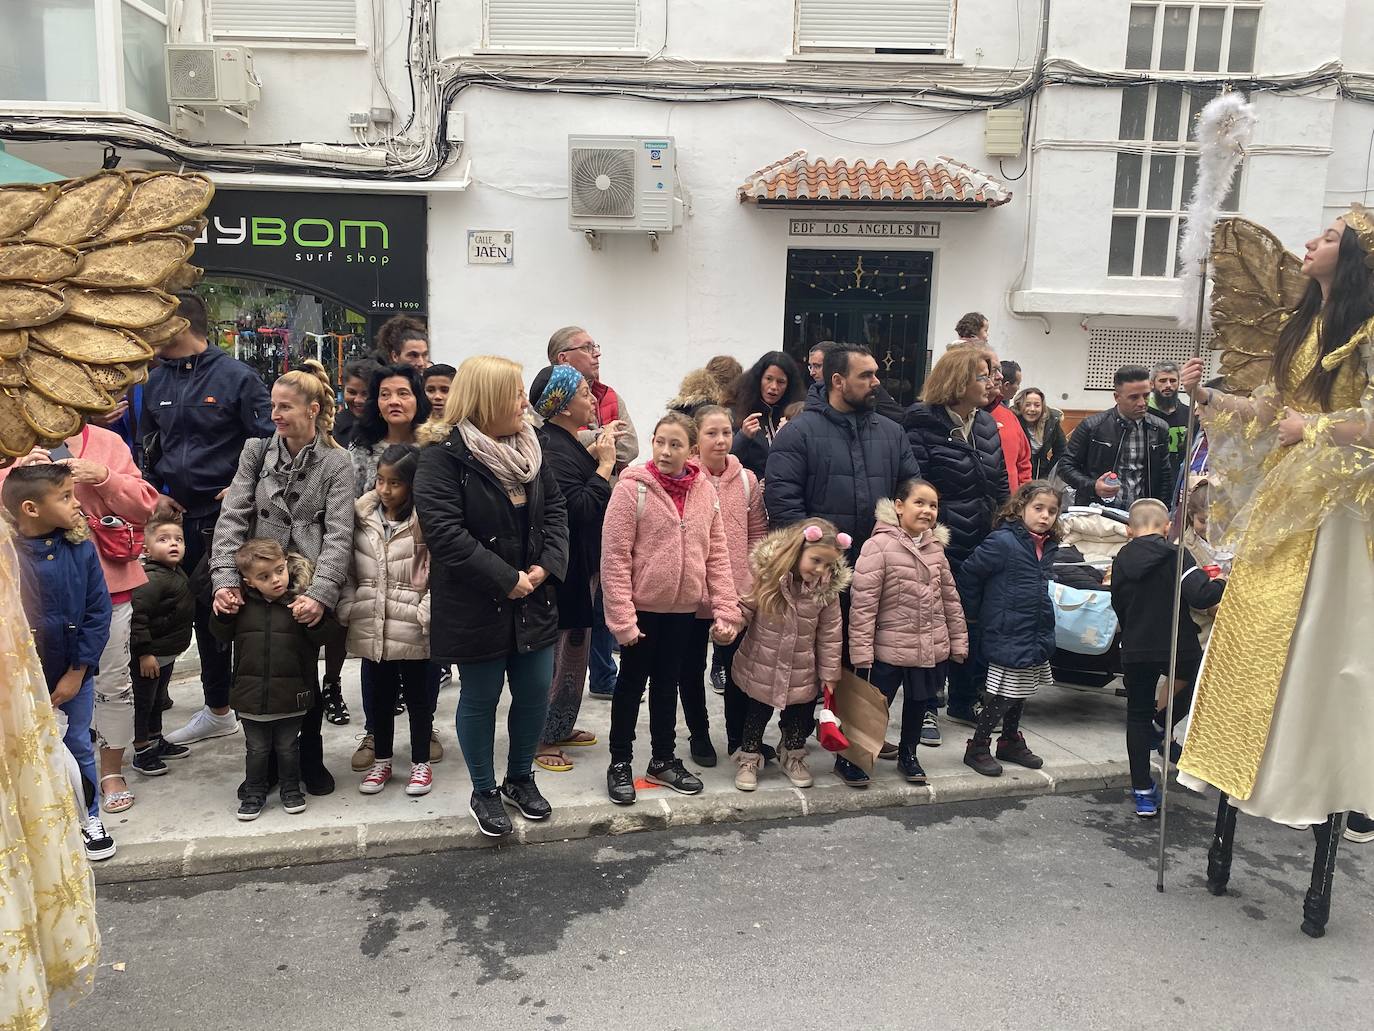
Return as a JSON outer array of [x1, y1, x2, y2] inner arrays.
[[1059, 365, 1174, 509]]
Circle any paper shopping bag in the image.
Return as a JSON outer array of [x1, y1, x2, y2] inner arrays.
[[831, 669, 889, 773]]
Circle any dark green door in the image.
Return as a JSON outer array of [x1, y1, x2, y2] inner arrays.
[[783, 248, 933, 407]]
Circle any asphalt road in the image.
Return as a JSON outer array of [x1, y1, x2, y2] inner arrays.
[[59, 790, 1371, 1031]]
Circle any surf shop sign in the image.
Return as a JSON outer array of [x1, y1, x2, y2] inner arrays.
[[195, 189, 427, 314]]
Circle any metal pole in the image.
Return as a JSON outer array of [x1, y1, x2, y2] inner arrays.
[[1158, 253, 1209, 892]]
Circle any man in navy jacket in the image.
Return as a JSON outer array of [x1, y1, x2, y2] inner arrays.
[[142, 292, 272, 745], [765, 343, 920, 561]]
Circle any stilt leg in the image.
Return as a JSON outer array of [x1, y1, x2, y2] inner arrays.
[[1206, 793, 1238, 896], [1301, 813, 1347, 939]]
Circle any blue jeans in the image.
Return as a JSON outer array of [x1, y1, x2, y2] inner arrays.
[[455, 647, 554, 792], [60, 677, 98, 819], [588, 587, 617, 692]]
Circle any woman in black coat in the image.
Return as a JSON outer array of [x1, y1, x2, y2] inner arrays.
[[903, 347, 1010, 725], [730, 351, 805, 479], [529, 364, 615, 772], [1014, 387, 1067, 480], [414, 356, 569, 838]]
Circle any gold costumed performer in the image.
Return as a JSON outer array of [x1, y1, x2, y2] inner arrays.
[[1178, 206, 1374, 939], [0, 516, 102, 1031], [0, 167, 215, 1026]]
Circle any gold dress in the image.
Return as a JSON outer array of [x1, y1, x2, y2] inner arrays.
[[0, 521, 101, 1031], [1178, 314, 1374, 827]]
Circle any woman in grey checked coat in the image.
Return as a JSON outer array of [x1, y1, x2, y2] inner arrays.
[[210, 360, 355, 795]]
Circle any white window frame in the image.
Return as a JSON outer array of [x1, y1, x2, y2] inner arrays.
[[1110, 3, 1257, 279], [118, 0, 171, 126], [0, 0, 171, 124], [793, 0, 956, 61], [208, 0, 365, 48], [480, 0, 643, 56], [1125, 1, 1263, 75]]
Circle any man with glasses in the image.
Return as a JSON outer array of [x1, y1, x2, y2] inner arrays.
[[806, 345, 829, 385], [547, 326, 640, 699], [981, 348, 1032, 492]]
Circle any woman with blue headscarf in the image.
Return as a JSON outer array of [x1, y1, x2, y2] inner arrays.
[[531, 364, 618, 771]]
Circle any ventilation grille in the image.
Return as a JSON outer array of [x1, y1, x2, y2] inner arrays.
[[1086, 326, 1218, 390], [570, 147, 636, 218], [168, 49, 218, 102]]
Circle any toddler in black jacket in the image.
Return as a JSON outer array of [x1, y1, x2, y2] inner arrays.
[[211, 538, 340, 822], [129, 512, 196, 776], [1111, 499, 1226, 818]]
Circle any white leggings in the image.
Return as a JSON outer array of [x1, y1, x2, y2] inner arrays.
[[93, 600, 133, 753]]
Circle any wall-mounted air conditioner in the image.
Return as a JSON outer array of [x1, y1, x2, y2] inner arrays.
[[165, 45, 261, 121], [568, 135, 682, 242]]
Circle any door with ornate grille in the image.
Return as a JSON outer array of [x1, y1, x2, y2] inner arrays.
[[783, 248, 933, 407]]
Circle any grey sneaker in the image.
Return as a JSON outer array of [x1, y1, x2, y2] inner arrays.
[[645, 757, 703, 795], [920, 711, 942, 747], [165, 706, 239, 746]]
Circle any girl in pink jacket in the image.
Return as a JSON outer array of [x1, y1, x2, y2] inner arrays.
[[849, 479, 968, 785], [729, 519, 850, 792], [602, 412, 741, 806], [678, 405, 768, 768]]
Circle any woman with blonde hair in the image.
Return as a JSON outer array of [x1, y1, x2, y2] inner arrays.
[[902, 347, 1009, 731], [210, 359, 355, 796], [414, 356, 570, 837]]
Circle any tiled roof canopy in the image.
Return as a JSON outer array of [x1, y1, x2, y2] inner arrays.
[[738, 150, 1012, 208]]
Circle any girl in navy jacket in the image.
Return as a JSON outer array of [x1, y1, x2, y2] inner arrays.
[[956, 481, 1061, 778]]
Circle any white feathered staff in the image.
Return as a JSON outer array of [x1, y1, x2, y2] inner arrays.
[[1158, 91, 1256, 891]]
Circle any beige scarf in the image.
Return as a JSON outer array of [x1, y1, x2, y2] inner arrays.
[[458, 419, 542, 504]]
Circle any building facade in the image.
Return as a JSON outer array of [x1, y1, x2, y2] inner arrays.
[[3, 0, 1370, 418]]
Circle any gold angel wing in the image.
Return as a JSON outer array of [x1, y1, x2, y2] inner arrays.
[[0, 169, 213, 460], [1209, 217, 1308, 395]]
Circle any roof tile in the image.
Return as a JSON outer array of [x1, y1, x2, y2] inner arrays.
[[738, 150, 1011, 207]]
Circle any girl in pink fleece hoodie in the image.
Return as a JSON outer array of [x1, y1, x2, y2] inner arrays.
[[602, 412, 741, 806], [677, 405, 767, 768]]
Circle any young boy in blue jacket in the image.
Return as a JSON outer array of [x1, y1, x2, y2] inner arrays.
[[5, 464, 116, 861]]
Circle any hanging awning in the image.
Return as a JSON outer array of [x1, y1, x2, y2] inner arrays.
[[0, 144, 63, 184], [738, 150, 1011, 208]]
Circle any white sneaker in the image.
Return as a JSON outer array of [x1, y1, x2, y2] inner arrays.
[[83, 816, 116, 862], [165, 706, 240, 746]]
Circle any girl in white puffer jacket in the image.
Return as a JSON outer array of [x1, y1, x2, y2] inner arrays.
[[337, 444, 434, 798]]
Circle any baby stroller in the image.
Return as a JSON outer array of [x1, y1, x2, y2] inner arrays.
[[1050, 505, 1129, 688]]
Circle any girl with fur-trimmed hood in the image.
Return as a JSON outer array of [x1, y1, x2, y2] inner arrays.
[[848, 479, 968, 785], [729, 519, 849, 792]]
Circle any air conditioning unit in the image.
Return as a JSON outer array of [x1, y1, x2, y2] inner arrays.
[[568, 135, 682, 235], [165, 45, 261, 114]]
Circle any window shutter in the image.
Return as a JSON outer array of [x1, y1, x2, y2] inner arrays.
[[797, 0, 952, 52], [210, 0, 357, 42], [485, 0, 639, 51]]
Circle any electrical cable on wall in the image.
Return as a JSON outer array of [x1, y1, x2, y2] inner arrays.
[[0, 0, 1366, 181]]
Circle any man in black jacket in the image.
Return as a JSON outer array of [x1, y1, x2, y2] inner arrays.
[[765, 343, 920, 560], [145, 293, 273, 746], [1111, 499, 1225, 817], [1060, 365, 1173, 510]]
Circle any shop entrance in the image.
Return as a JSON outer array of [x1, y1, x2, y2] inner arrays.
[[783, 248, 933, 407]]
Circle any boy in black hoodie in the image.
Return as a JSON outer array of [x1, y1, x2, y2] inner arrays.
[[1111, 499, 1226, 819]]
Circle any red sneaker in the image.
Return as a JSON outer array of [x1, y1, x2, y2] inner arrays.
[[406, 762, 433, 796], [359, 760, 392, 795]]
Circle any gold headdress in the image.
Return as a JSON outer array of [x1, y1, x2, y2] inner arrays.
[[1341, 203, 1374, 267]]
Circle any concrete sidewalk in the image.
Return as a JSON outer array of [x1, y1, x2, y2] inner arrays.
[[94, 660, 1133, 884]]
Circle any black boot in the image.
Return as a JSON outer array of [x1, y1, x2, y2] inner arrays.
[[1206, 794, 1238, 897], [1301, 814, 1346, 939], [322, 676, 350, 726], [963, 737, 1002, 778], [298, 715, 335, 797]]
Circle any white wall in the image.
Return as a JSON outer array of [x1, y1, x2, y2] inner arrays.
[[26, 0, 1374, 416]]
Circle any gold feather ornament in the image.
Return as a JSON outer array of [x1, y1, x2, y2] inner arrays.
[[0, 168, 212, 461]]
